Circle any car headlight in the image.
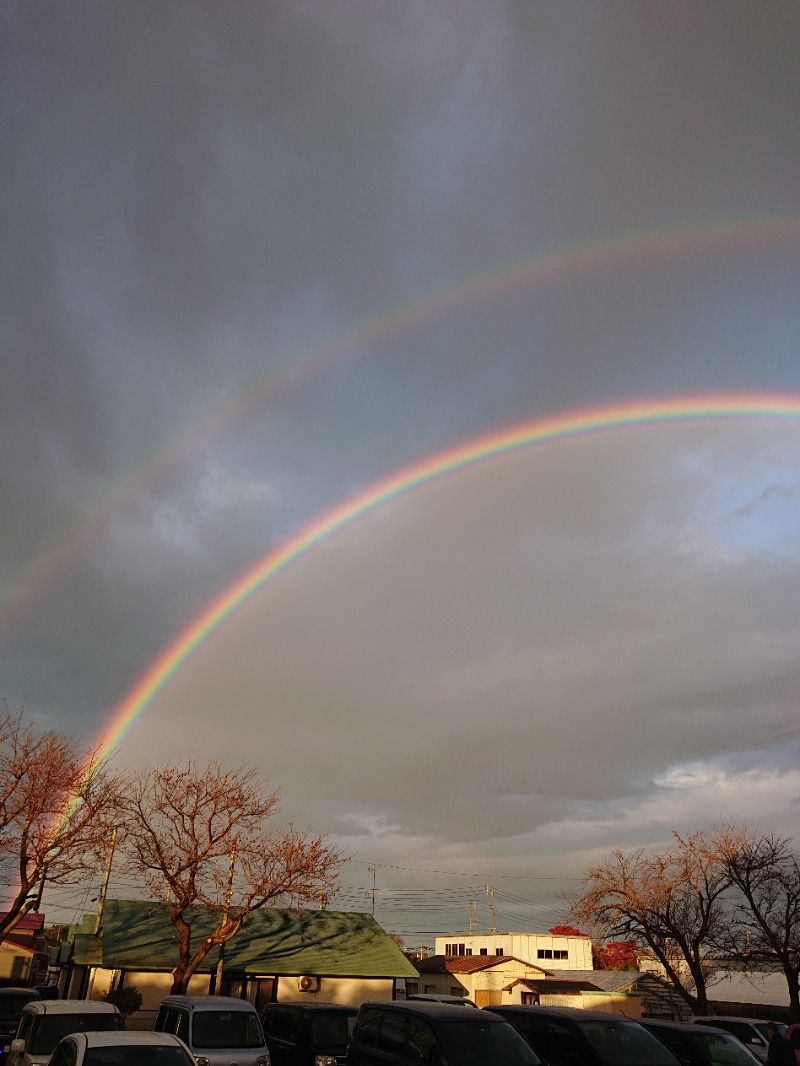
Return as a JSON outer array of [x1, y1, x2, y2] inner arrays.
[[257, 1057, 270, 1066], [314, 1057, 337, 1066], [193, 1058, 209, 1066]]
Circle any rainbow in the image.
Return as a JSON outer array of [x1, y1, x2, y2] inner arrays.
[[4, 214, 799, 632], [95, 392, 800, 762]]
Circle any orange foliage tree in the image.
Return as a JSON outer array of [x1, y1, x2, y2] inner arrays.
[[569, 832, 729, 1013], [116, 759, 345, 993], [0, 703, 118, 943]]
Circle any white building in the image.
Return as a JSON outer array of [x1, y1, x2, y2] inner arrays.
[[433, 932, 593, 970]]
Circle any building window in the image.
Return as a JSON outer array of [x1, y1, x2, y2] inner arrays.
[[479, 948, 487, 955], [554, 950, 568, 960], [537, 949, 553, 959], [495, 948, 503, 955]]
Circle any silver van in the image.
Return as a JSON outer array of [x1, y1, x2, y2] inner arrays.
[[8, 1000, 121, 1066], [154, 995, 270, 1066], [691, 1017, 786, 1064]]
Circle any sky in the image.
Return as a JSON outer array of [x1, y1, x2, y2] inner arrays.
[[2, 1, 799, 950]]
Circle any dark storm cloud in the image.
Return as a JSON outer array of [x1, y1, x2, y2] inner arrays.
[[1, 1, 798, 935]]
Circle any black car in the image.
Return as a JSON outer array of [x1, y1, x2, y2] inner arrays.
[[488, 1004, 680, 1066], [0, 990, 40, 1060], [641, 1018, 764, 1066], [346, 999, 542, 1065], [262, 1002, 357, 1066]]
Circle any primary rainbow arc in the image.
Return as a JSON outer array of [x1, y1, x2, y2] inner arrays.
[[95, 392, 800, 762]]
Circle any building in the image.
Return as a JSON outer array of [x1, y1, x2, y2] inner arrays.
[[506, 969, 684, 1018], [0, 913, 49, 986], [62, 899, 417, 1020], [433, 931, 593, 970], [410, 954, 548, 1007], [412, 954, 678, 1017]]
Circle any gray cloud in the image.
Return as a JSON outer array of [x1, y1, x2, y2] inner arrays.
[[2, 0, 798, 941]]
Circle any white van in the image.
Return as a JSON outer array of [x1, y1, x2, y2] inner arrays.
[[8, 1000, 120, 1066], [154, 995, 270, 1066]]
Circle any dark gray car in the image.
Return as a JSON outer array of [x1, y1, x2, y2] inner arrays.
[[262, 1002, 357, 1066], [488, 1004, 680, 1066], [346, 1000, 543, 1065]]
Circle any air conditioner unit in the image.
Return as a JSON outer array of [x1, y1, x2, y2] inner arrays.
[[297, 975, 320, 993]]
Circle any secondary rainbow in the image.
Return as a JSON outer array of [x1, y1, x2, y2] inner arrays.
[[4, 214, 798, 633], [95, 392, 800, 762]]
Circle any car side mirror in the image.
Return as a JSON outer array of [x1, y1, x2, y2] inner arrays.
[[11, 1038, 26, 1053]]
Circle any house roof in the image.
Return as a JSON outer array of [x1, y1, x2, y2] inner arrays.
[[547, 969, 645, 993], [415, 954, 546, 975], [512, 978, 602, 994], [79, 899, 417, 979]]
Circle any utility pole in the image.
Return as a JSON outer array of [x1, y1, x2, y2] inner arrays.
[[214, 842, 237, 993], [486, 885, 497, 934], [368, 867, 377, 915], [468, 899, 477, 934], [94, 828, 118, 934]]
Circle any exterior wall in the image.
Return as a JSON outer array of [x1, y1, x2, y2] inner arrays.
[[275, 976, 394, 1007], [0, 943, 33, 982], [71, 969, 397, 1026], [415, 960, 547, 1008], [578, 992, 643, 1017], [433, 933, 593, 970]]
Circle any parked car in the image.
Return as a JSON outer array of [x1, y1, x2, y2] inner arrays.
[[7, 1000, 121, 1066], [154, 995, 270, 1066], [262, 1001, 357, 1066], [406, 995, 477, 1007], [642, 1018, 763, 1065], [488, 1004, 680, 1066], [48, 1031, 195, 1066], [346, 999, 543, 1065], [691, 1017, 786, 1064], [0, 991, 41, 1060]]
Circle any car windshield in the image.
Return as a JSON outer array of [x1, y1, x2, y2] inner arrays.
[[754, 1022, 785, 1040], [575, 1018, 678, 1065], [84, 1046, 193, 1066], [0, 995, 38, 1023], [309, 1012, 357, 1046], [438, 1017, 543, 1065], [693, 1031, 764, 1065], [191, 1011, 263, 1049], [30, 1015, 121, 1055]]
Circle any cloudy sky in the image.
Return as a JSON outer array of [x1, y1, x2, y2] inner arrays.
[[2, 2, 799, 947]]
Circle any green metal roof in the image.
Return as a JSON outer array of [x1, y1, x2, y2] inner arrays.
[[96, 899, 418, 978]]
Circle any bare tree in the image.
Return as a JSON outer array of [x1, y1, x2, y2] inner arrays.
[[710, 823, 800, 1022], [570, 832, 730, 1013], [0, 703, 118, 943], [117, 759, 345, 993]]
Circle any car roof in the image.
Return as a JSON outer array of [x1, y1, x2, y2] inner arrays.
[[22, 1000, 119, 1015], [161, 995, 256, 1011], [69, 1032, 189, 1048], [645, 1019, 743, 1035], [693, 1016, 774, 1024], [491, 1004, 646, 1024], [407, 995, 477, 1005], [360, 1000, 507, 1020], [264, 1002, 357, 1012]]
